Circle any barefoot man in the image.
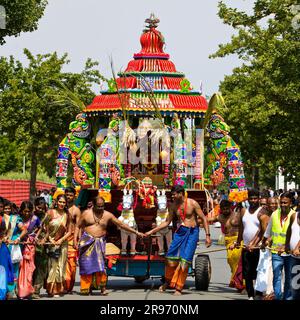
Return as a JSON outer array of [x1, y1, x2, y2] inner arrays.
[[64, 187, 81, 294], [208, 200, 245, 292], [146, 185, 212, 295], [74, 196, 145, 295]]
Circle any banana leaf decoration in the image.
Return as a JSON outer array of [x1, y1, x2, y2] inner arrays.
[[49, 79, 86, 112]]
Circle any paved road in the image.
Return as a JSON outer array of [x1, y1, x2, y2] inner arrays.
[[38, 226, 247, 300]]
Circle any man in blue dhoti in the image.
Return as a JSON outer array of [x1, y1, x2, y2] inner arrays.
[[146, 185, 212, 295]]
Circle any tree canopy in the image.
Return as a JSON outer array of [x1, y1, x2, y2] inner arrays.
[[211, 0, 300, 187], [0, 49, 106, 198], [0, 0, 48, 45]]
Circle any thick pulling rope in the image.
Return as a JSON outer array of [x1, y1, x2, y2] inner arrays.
[[198, 247, 228, 254], [199, 245, 286, 255], [1, 234, 291, 256], [1, 240, 293, 256]]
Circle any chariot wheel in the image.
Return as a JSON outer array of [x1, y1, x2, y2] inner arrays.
[[194, 254, 211, 291]]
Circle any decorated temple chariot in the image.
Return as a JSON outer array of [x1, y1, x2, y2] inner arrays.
[[55, 14, 247, 250]]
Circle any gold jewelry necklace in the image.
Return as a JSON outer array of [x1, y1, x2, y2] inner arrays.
[[93, 211, 103, 225]]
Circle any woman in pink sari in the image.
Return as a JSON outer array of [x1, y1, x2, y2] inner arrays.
[[17, 201, 41, 299]]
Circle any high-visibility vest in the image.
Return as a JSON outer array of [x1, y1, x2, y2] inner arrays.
[[271, 208, 295, 254]]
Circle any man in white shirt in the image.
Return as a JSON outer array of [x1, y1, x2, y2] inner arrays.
[[233, 189, 268, 300]]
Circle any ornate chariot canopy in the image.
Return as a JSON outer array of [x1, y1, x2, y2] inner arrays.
[[85, 14, 208, 118]]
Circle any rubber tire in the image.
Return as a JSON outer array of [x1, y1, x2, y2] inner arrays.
[[134, 276, 148, 283], [194, 254, 211, 291]]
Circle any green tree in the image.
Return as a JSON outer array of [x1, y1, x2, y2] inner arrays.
[[0, 49, 106, 199], [0, 0, 48, 45], [0, 135, 24, 174], [211, 0, 300, 188]]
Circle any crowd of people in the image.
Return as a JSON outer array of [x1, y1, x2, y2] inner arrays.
[[0, 188, 76, 299], [0, 185, 299, 300], [0, 187, 142, 300], [208, 188, 300, 300]]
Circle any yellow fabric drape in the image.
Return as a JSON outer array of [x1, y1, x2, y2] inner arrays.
[[225, 235, 245, 290], [45, 213, 68, 296]]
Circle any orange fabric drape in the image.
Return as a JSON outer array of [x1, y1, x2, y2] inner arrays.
[[80, 272, 107, 294], [165, 262, 189, 292], [64, 239, 77, 292]]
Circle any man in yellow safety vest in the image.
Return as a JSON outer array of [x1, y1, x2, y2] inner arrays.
[[261, 191, 295, 300]]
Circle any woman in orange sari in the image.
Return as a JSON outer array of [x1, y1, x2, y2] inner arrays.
[[43, 195, 71, 297]]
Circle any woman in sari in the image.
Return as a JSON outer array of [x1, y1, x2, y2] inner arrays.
[[43, 194, 71, 297], [4, 200, 27, 299], [32, 197, 48, 299], [17, 201, 41, 299], [0, 205, 14, 300]]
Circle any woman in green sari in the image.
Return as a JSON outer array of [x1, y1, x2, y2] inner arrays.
[[43, 194, 71, 297]]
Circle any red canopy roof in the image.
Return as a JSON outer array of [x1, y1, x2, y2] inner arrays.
[[85, 14, 207, 117], [85, 93, 207, 114]]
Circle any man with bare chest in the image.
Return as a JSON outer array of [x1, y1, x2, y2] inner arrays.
[[146, 185, 212, 295], [209, 200, 240, 236], [64, 187, 81, 294], [74, 196, 144, 295], [209, 200, 245, 291]]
